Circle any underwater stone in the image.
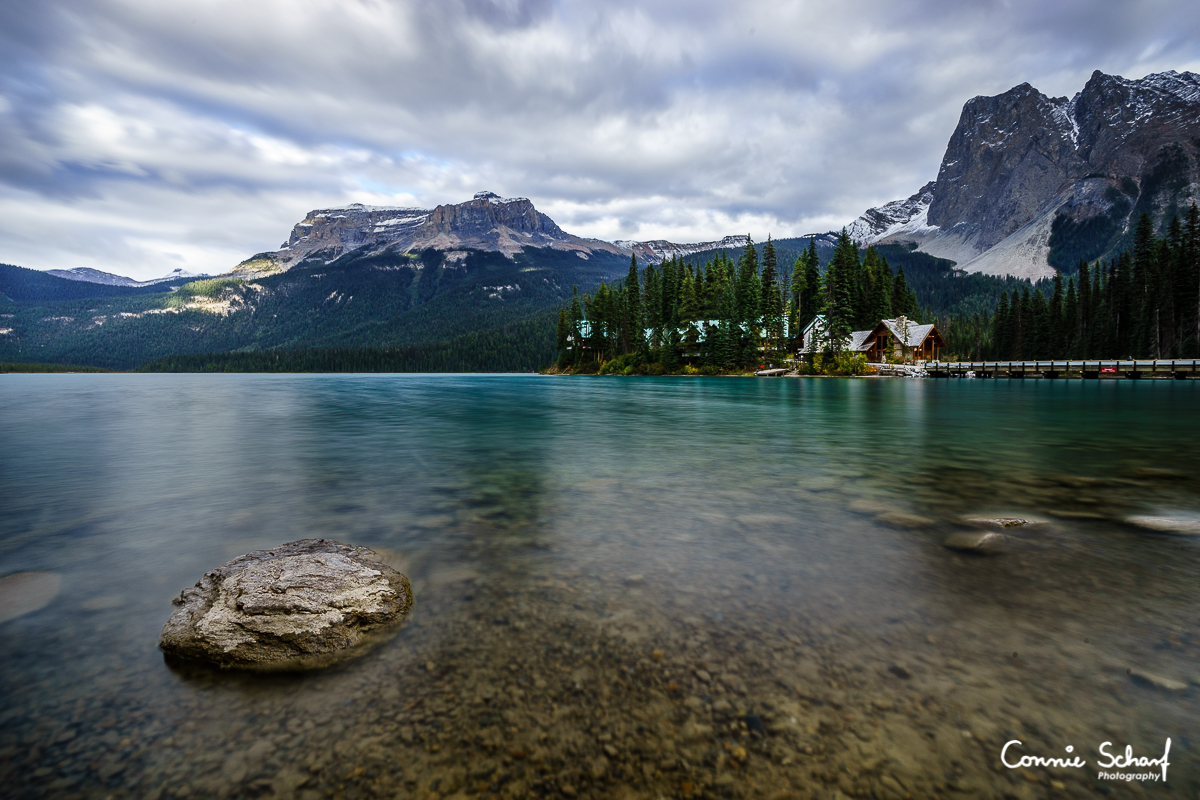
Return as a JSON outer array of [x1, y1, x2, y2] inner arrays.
[[1125, 515, 1200, 535], [160, 539, 412, 670], [943, 531, 1005, 554]]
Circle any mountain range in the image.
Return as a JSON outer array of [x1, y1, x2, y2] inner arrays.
[[846, 69, 1200, 279], [3, 68, 1197, 369]]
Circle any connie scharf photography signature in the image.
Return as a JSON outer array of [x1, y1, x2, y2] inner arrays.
[[1001, 738, 1173, 783]]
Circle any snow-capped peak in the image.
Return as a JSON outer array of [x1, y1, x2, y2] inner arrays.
[[845, 182, 938, 245], [474, 191, 526, 204]]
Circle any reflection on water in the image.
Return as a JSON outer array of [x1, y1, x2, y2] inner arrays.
[[2, 374, 1200, 799]]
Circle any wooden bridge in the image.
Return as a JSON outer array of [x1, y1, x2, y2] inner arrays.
[[924, 359, 1200, 379]]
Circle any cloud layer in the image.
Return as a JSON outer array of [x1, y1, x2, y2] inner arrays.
[[2, 0, 1199, 279]]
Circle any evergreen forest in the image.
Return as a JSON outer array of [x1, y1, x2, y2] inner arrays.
[[939, 208, 1200, 360], [556, 231, 935, 373], [556, 205, 1200, 373]]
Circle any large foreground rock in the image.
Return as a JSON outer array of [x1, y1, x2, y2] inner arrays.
[[160, 539, 413, 670]]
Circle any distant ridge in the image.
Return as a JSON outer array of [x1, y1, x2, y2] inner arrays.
[[47, 267, 209, 287]]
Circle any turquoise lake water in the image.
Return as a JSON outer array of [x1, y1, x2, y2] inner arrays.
[[1, 374, 1199, 799]]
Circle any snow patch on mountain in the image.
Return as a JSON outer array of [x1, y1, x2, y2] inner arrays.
[[845, 182, 937, 245], [47, 267, 209, 287], [622, 235, 751, 263]]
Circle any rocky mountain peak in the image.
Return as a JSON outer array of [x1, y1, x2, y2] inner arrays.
[[848, 69, 1200, 279], [234, 192, 625, 276]]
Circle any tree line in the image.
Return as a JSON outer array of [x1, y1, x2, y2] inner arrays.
[[940, 207, 1200, 361], [556, 231, 921, 373], [139, 314, 557, 373]]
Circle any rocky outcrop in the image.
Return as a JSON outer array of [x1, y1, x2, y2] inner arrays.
[[617, 235, 752, 265], [160, 539, 413, 670], [239, 191, 625, 275], [228, 192, 758, 278], [846, 182, 936, 244], [849, 70, 1200, 279]]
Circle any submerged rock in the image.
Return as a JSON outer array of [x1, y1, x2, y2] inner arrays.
[[943, 532, 1005, 554], [0, 571, 62, 623], [1128, 668, 1188, 692], [1126, 515, 1200, 535], [962, 517, 1031, 529], [875, 510, 934, 528], [160, 539, 413, 670]]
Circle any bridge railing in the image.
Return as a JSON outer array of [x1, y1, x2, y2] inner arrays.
[[923, 359, 1200, 375]]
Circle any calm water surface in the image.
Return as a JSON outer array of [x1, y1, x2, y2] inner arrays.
[[2, 374, 1199, 799]]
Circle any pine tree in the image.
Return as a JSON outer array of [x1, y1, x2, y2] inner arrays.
[[892, 266, 917, 320], [760, 245, 784, 364], [735, 236, 760, 327], [1049, 272, 1064, 357], [788, 256, 806, 345], [556, 308, 568, 353], [643, 264, 662, 349], [1187, 202, 1200, 355], [1017, 288, 1034, 360], [1077, 260, 1091, 356], [801, 238, 821, 324], [716, 279, 739, 369], [821, 230, 859, 352], [678, 264, 698, 322], [620, 255, 642, 355], [1064, 277, 1078, 357], [1131, 213, 1156, 357], [1113, 251, 1132, 356], [569, 285, 583, 365], [872, 252, 894, 323], [1027, 288, 1050, 359]]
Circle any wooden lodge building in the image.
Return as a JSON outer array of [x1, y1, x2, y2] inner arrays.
[[802, 315, 947, 363]]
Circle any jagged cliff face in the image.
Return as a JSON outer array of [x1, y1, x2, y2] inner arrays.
[[849, 70, 1200, 279], [233, 191, 624, 277], [619, 235, 751, 264], [230, 191, 752, 278]]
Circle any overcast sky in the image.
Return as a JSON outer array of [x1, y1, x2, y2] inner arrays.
[[2, 0, 1199, 280]]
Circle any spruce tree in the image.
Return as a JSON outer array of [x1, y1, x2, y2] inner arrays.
[[556, 308, 569, 364], [788, 256, 806, 344], [1028, 288, 1050, 359], [716, 279, 739, 369], [760, 249, 784, 364], [678, 265, 698, 322], [1187, 202, 1200, 355], [1077, 260, 1091, 356], [892, 266, 917, 320], [1064, 277, 1078, 358], [821, 231, 859, 352], [643, 264, 662, 349], [802, 238, 822, 323], [569, 285, 583, 365], [1049, 272, 1064, 357], [735, 236, 760, 326], [873, 253, 894, 322], [993, 292, 1011, 359], [621, 255, 642, 354]]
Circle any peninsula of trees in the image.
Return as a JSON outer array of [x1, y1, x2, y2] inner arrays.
[[555, 232, 920, 374], [556, 205, 1200, 375]]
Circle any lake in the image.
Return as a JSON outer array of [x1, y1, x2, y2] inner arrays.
[[1, 374, 1199, 799]]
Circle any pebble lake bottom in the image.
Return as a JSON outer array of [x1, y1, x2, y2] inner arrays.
[[1, 374, 1199, 800]]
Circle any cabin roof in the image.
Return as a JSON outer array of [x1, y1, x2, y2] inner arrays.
[[848, 329, 874, 351], [875, 317, 945, 348]]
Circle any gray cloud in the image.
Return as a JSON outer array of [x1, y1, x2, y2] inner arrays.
[[1, 0, 1199, 279]]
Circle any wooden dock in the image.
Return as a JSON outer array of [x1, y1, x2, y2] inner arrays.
[[924, 359, 1200, 379]]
